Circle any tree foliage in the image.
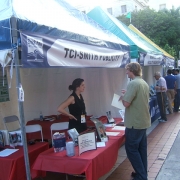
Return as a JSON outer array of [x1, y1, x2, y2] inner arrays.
[[117, 7, 180, 59]]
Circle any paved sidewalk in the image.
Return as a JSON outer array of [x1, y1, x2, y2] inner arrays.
[[106, 112, 180, 180], [156, 130, 180, 180]]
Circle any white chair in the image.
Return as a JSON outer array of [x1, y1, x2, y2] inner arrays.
[[25, 124, 43, 142], [3, 115, 21, 132], [50, 122, 69, 142]]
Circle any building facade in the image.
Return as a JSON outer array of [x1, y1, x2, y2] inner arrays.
[[148, 0, 179, 11], [66, 0, 149, 17]]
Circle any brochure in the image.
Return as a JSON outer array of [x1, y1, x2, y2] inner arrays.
[[111, 94, 125, 110], [112, 126, 126, 131], [0, 149, 19, 157], [105, 132, 120, 136], [67, 128, 79, 146]]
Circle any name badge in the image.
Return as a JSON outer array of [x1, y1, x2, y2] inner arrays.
[[81, 115, 86, 123]]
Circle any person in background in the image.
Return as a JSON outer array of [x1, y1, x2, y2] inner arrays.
[[172, 69, 176, 75], [174, 69, 180, 112], [154, 72, 167, 122], [57, 78, 87, 133], [164, 69, 176, 114], [119, 62, 151, 180]]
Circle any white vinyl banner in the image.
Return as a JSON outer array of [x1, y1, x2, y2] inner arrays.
[[139, 52, 164, 66], [47, 39, 125, 67], [166, 57, 175, 67], [21, 31, 129, 68], [178, 60, 180, 67]]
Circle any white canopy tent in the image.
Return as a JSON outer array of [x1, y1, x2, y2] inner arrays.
[[0, 0, 160, 179]]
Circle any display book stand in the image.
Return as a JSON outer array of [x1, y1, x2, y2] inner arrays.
[[90, 118, 108, 142], [107, 110, 125, 126], [0, 129, 23, 149], [106, 111, 115, 123], [67, 128, 96, 155], [67, 118, 108, 155]]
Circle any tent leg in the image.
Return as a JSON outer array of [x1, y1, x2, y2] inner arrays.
[[10, 16, 31, 180]]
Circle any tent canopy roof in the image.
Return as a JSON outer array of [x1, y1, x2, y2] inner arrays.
[[128, 24, 174, 59], [0, 0, 129, 51], [87, 6, 163, 59]]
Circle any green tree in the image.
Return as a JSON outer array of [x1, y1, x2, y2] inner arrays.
[[117, 7, 180, 60]]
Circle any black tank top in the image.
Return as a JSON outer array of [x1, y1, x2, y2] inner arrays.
[[68, 92, 86, 117], [68, 92, 87, 133]]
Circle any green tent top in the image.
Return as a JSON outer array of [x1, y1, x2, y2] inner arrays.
[[87, 6, 163, 59], [128, 24, 174, 59]]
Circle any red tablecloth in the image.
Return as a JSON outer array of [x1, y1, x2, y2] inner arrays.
[[32, 133, 125, 180], [26, 115, 122, 140], [0, 142, 49, 180]]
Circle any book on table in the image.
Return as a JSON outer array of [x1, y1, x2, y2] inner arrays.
[[90, 118, 108, 142]]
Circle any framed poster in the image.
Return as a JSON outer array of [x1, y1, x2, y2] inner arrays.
[[78, 131, 96, 155]]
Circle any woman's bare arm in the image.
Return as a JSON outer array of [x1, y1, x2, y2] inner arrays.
[[57, 96, 77, 120]]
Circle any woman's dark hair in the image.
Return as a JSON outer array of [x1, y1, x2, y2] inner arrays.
[[68, 78, 84, 91]]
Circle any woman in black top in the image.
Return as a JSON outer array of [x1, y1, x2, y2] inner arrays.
[[58, 78, 87, 133]]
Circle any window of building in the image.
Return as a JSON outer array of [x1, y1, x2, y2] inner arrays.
[[107, 8, 112, 15], [121, 5, 127, 13], [159, 4, 166, 10]]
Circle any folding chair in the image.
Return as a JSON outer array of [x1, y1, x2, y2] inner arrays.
[[25, 124, 43, 142], [3, 115, 21, 132]]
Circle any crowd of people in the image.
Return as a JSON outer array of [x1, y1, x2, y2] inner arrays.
[[154, 68, 180, 123]]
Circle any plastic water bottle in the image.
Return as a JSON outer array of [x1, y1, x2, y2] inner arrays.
[[40, 111, 43, 121]]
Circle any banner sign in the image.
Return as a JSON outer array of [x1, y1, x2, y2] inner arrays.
[[166, 57, 175, 67], [139, 52, 164, 66], [20, 31, 129, 68], [178, 60, 180, 67]]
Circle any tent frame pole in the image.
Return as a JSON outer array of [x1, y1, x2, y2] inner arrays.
[[10, 16, 31, 180]]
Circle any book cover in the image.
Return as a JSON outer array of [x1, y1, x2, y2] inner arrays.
[[53, 132, 66, 152], [106, 111, 115, 123], [90, 118, 108, 142], [0, 130, 9, 145], [0, 131, 4, 147], [9, 130, 23, 147]]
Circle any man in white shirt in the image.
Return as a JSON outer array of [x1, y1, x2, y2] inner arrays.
[[154, 72, 167, 122]]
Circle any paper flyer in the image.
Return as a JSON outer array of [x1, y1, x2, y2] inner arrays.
[[111, 94, 125, 110]]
